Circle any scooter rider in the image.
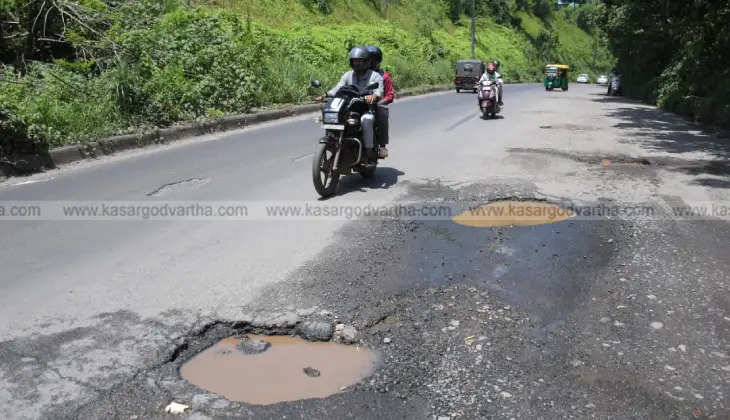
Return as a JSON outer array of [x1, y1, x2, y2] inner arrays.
[[318, 46, 384, 161], [477, 63, 502, 105], [366, 45, 394, 159]]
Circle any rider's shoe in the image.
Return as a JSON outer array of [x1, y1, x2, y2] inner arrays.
[[378, 146, 389, 159]]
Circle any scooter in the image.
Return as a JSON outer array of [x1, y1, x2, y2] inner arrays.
[[477, 79, 501, 119]]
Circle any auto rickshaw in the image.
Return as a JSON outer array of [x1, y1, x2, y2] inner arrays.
[[544, 64, 569, 91], [455, 59, 485, 93]]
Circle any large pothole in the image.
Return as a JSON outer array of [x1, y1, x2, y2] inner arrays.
[[180, 334, 377, 405], [452, 200, 574, 227]]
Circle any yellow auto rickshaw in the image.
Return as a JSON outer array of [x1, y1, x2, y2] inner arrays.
[[544, 64, 569, 91]]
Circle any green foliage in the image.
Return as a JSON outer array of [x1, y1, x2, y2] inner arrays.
[[446, 0, 463, 23], [1, 64, 122, 148], [0, 0, 614, 156], [487, 0, 512, 26], [575, 10, 590, 33], [532, 0, 552, 20], [600, 0, 730, 127], [300, 0, 332, 15]]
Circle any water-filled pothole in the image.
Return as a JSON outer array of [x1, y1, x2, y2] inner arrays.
[[180, 335, 377, 405], [452, 200, 574, 227]]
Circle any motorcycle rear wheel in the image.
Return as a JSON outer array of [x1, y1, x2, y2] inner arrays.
[[312, 142, 340, 197]]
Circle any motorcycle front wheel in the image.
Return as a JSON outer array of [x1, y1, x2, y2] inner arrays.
[[312, 142, 340, 198]]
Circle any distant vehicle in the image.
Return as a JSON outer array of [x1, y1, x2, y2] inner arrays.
[[544, 64, 569, 91], [607, 75, 622, 96], [597, 75, 609, 85], [455, 59, 485, 93], [576, 74, 590, 84]]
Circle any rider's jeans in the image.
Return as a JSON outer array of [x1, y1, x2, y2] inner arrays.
[[376, 106, 389, 145], [361, 113, 375, 149]]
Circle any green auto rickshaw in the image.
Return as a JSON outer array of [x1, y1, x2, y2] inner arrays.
[[544, 64, 569, 91]]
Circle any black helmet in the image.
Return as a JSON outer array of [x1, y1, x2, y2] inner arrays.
[[492, 59, 501, 70], [366, 45, 383, 69], [349, 46, 370, 75]]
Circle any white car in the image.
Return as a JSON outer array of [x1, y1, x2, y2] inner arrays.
[[576, 74, 590, 84], [597, 75, 609, 84]]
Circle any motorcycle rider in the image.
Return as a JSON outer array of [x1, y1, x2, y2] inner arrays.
[[318, 46, 384, 161], [366, 45, 394, 158], [608, 69, 615, 94], [477, 63, 503, 106]]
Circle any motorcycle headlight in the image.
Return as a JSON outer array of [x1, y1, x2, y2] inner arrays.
[[323, 112, 339, 124]]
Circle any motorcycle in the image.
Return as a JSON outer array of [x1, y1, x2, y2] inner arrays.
[[608, 75, 622, 96], [311, 80, 382, 198], [477, 79, 501, 119]]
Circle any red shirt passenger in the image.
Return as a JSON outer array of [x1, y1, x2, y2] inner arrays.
[[379, 69, 395, 105]]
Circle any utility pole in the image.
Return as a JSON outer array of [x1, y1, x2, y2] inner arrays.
[[592, 36, 598, 71], [547, 31, 553, 63], [470, 0, 476, 59]]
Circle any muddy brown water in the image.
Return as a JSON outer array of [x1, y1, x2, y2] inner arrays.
[[180, 335, 377, 405], [452, 200, 574, 228]]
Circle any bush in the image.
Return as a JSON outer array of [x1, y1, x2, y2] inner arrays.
[[300, 0, 331, 15], [532, 0, 552, 20], [576, 10, 590, 32], [1, 63, 122, 147], [447, 0, 463, 23], [0, 102, 54, 174]]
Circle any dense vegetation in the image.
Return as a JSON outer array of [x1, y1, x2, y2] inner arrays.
[[598, 0, 730, 128], [0, 0, 611, 172]]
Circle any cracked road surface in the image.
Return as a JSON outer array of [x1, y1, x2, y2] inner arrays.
[[1, 85, 729, 419]]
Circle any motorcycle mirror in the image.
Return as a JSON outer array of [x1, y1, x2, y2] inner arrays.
[[366, 82, 380, 90], [311, 80, 322, 88]]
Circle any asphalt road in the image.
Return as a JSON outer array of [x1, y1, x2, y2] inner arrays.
[[0, 84, 540, 338], [1, 84, 729, 419]]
